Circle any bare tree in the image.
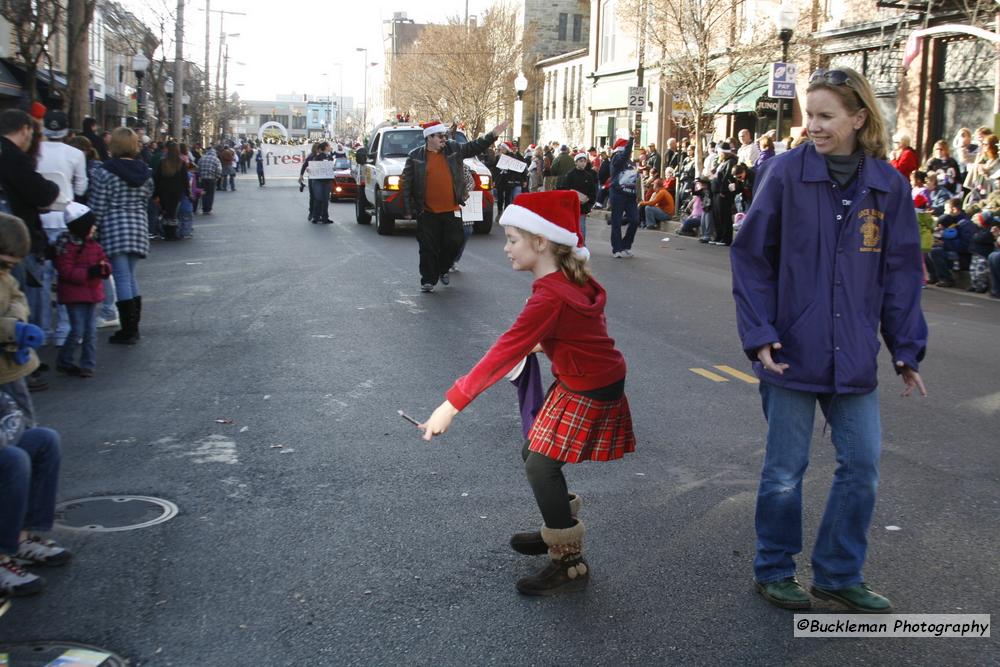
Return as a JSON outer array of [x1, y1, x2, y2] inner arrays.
[[389, 1, 531, 136], [66, 0, 100, 128], [0, 0, 65, 104], [619, 0, 784, 169]]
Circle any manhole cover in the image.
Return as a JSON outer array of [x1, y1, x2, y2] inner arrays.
[[0, 641, 127, 666], [55, 495, 178, 532]]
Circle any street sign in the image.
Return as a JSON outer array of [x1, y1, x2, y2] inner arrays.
[[671, 93, 692, 119], [182, 115, 191, 129], [628, 86, 647, 112], [769, 62, 796, 99]]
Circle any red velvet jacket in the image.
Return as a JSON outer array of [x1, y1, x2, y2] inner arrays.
[[446, 271, 627, 411], [54, 236, 108, 304]]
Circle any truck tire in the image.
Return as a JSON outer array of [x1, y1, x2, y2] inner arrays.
[[473, 204, 493, 234], [374, 190, 396, 236], [356, 192, 371, 224]]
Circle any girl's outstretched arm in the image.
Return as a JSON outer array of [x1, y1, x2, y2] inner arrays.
[[419, 400, 459, 441]]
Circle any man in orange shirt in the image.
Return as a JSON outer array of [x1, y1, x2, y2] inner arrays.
[[639, 179, 675, 229], [401, 119, 508, 292]]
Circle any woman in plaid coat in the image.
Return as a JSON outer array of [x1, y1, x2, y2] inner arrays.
[[420, 190, 635, 596], [88, 127, 153, 345]]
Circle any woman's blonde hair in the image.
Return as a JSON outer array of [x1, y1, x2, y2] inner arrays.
[[759, 134, 774, 150], [108, 127, 139, 158], [514, 227, 591, 286], [806, 66, 889, 159]]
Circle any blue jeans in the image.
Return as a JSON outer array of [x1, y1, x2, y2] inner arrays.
[[699, 211, 715, 241], [644, 206, 669, 228], [309, 179, 331, 221], [57, 303, 97, 370], [989, 250, 1000, 296], [453, 224, 474, 263], [0, 428, 61, 554], [110, 253, 140, 300], [929, 247, 957, 282], [610, 190, 639, 253], [100, 277, 118, 320], [579, 214, 587, 243], [23, 255, 50, 334], [755, 382, 881, 589]]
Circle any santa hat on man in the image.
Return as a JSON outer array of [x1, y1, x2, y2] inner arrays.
[[500, 141, 515, 153], [612, 137, 629, 152], [421, 120, 448, 138], [500, 190, 589, 261]]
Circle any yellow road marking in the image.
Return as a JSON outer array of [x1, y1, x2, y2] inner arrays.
[[689, 368, 729, 382], [714, 365, 760, 384]]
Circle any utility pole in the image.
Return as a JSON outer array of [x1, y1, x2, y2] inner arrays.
[[173, 0, 185, 140], [198, 6, 244, 137], [633, 0, 646, 204], [204, 0, 210, 139]]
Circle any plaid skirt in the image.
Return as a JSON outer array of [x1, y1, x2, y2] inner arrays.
[[527, 383, 636, 463]]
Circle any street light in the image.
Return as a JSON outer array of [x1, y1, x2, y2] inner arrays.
[[356, 47, 368, 133], [132, 54, 150, 131], [513, 71, 528, 146], [774, 0, 797, 141]]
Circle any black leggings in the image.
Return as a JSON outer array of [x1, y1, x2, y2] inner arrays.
[[521, 440, 573, 529]]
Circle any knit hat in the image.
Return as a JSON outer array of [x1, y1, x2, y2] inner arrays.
[[421, 120, 448, 138], [43, 109, 69, 139], [612, 138, 629, 152], [574, 152, 588, 162], [64, 202, 96, 239], [500, 190, 589, 260]]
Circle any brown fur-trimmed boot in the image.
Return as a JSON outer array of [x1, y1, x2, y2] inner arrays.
[[510, 494, 582, 555], [515, 520, 589, 596]]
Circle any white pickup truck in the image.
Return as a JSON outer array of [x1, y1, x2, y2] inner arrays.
[[353, 123, 495, 235]]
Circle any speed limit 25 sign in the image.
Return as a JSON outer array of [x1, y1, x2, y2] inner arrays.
[[627, 86, 647, 111]]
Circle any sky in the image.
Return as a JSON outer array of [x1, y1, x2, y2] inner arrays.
[[121, 0, 497, 103]]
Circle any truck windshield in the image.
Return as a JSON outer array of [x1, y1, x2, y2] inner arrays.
[[380, 130, 469, 158]]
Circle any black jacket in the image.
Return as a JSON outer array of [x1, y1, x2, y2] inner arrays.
[[0, 137, 60, 256], [559, 167, 598, 214], [401, 132, 497, 217], [153, 162, 191, 218], [969, 225, 996, 258]]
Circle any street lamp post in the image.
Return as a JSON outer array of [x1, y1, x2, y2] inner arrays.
[[775, 1, 797, 141], [513, 71, 528, 147], [132, 54, 151, 131], [356, 48, 368, 134]]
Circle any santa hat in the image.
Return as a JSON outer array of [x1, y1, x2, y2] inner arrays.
[[612, 138, 629, 152], [421, 120, 448, 138], [500, 141, 515, 152], [574, 152, 588, 162], [500, 190, 589, 261]]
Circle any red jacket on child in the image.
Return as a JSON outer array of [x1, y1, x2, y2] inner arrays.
[[446, 270, 627, 411], [54, 236, 109, 304]]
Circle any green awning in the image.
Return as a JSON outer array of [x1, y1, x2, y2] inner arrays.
[[705, 69, 769, 115]]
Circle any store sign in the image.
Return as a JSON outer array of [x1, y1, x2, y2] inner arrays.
[[755, 97, 793, 117]]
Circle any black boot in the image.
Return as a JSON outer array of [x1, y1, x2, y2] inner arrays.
[[108, 299, 137, 345], [515, 521, 588, 596], [133, 295, 142, 340], [510, 494, 581, 555]]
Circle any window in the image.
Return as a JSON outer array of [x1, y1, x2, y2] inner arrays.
[[600, 1, 616, 65], [573, 14, 582, 42], [558, 13, 568, 41], [552, 70, 558, 119]]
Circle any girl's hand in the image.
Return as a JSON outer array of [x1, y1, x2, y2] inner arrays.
[[419, 400, 459, 441]]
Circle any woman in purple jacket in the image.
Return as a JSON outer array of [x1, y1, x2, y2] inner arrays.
[[731, 67, 928, 614]]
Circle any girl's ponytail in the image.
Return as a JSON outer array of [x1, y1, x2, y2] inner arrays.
[[552, 242, 591, 286]]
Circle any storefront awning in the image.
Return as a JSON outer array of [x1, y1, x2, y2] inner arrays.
[[705, 69, 769, 115], [0, 61, 22, 98]]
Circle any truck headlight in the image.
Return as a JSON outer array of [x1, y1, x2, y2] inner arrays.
[[385, 176, 401, 190]]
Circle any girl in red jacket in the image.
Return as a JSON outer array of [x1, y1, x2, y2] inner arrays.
[[54, 203, 111, 377], [419, 190, 635, 596]]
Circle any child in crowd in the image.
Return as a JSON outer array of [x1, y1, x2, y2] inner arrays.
[[911, 170, 931, 209], [925, 172, 952, 216], [0, 213, 69, 602], [53, 203, 110, 377], [680, 178, 711, 236], [968, 211, 998, 293], [418, 191, 635, 596]]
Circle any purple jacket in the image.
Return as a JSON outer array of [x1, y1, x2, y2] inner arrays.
[[731, 143, 928, 394]]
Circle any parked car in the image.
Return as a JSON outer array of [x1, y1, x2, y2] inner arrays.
[[353, 123, 494, 236], [329, 156, 357, 201]]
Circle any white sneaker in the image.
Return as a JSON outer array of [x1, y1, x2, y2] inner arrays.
[[96, 316, 120, 329], [622, 249, 635, 257], [612, 251, 623, 258], [450, 263, 460, 273], [0, 555, 43, 596], [15, 534, 71, 566]]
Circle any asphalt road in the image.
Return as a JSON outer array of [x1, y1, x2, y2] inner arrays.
[[1, 175, 996, 665]]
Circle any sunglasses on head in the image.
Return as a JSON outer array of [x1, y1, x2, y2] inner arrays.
[[809, 69, 851, 86]]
